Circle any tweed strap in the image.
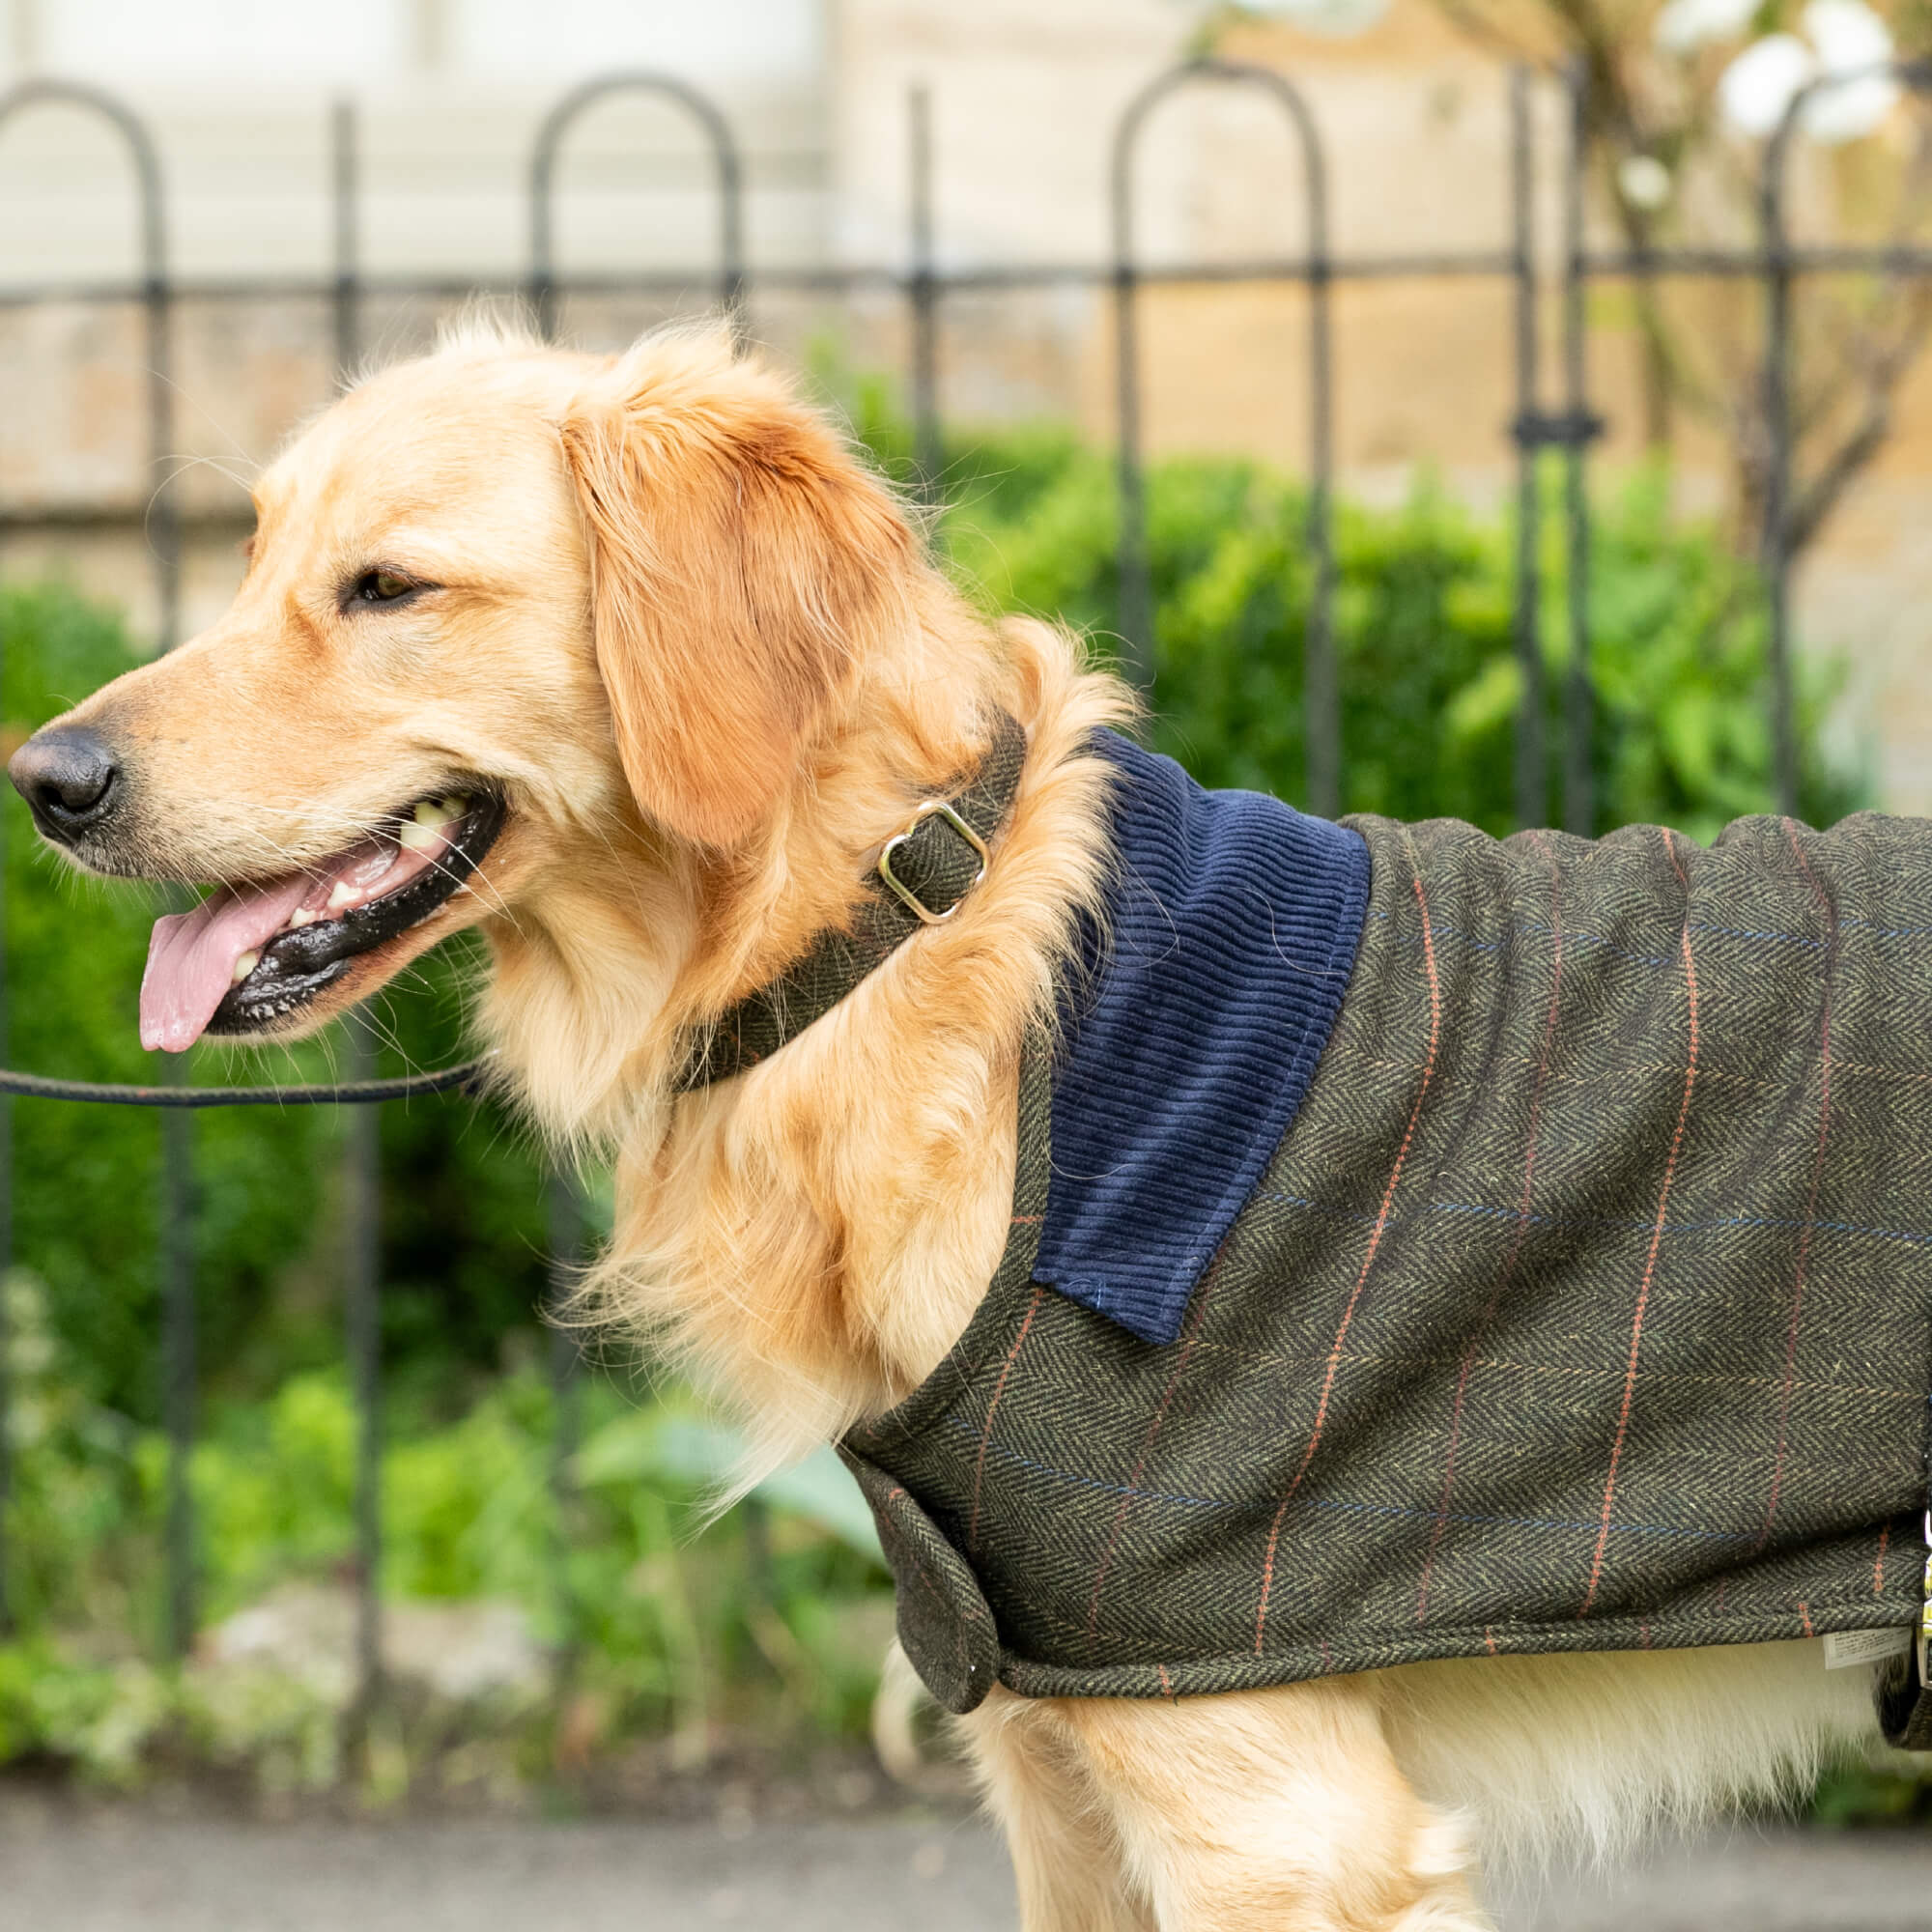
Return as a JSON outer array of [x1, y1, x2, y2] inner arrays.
[[671, 713, 1028, 1092]]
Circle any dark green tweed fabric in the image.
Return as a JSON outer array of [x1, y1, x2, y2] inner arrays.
[[838, 1028, 1053, 1715], [843, 812, 1932, 1713]]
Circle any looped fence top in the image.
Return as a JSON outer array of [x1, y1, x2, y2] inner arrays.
[[0, 1057, 494, 1108]]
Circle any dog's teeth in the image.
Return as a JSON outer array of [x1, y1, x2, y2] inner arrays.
[[231, 951, 259, 984], [409, 794, 468, 834], [327, 880, 355, 910], [402, 797, 461, 847], [288, 907, 318, 928]]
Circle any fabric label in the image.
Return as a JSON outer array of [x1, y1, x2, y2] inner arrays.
[[1823, 1628, 1914, 1669]]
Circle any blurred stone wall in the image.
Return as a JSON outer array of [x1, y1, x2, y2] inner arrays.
[[3, 0, 1931, 809]]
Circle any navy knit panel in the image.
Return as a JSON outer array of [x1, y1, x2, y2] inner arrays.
[[1037, 732, 1372, 1345]]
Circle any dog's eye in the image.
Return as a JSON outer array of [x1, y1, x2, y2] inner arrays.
[[351, 569, 419, 605]]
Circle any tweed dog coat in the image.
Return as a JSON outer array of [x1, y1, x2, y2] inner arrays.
[[838, 733, 1932, 1718]]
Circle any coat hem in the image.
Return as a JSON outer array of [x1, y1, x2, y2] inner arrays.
[[994, 1597, 1919, 1700]]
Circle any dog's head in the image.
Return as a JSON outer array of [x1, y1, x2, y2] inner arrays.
[[9, 323, 918, 1059]]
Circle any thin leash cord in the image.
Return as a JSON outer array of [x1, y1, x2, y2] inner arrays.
[[0, 1055, 493, 1108]]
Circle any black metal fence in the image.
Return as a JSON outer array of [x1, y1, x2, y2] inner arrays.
[[0, 53, 1926, 1729]]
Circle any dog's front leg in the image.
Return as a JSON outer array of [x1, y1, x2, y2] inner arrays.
[[960, 1689, 1156, 1932], [1029, 1681, 1492, 1932]]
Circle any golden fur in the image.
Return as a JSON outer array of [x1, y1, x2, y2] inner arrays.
[[29, 320, 1885, 1928]]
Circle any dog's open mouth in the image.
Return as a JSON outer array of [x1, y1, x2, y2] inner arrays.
[[139, 788, 506, 1053]]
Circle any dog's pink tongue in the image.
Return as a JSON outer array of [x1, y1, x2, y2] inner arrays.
[[140, 876, 312, 1055]]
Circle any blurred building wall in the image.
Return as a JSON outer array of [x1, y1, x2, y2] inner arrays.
[[0, 0, 828, 279], [3, 0, 1931, 808]]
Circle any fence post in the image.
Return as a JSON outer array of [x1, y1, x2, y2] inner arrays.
[[1509, 67, 1545, 834], [128, 96, 193, 1662], [1111, 253, 1151, 691], [546, 1170, 584, 1696], [158, 1108, 195, 1657], [331, 99, 360, 381], [1303, 143, 1337, 823], [0, 83, 179, 1644], [325, 103, 387, 1757], [1759, 131, 1798, 819], [1109, 60, 1338, 813], [907, 84, 942, 502], [1560, 61, 1594, 838], [528, 74, 746, 348], [341, 1036, 384, 1762]]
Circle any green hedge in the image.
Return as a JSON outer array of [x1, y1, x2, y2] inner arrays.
[[838, 392, 1861, 839], [0, 1266, 886, 1783]]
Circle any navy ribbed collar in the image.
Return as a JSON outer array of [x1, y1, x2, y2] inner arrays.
[[1037, 733, 1372, 1346]]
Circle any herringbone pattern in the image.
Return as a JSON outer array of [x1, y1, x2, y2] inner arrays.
[[848, 811, 1932, 1711]]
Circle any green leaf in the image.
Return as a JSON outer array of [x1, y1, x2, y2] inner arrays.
[[1443, 656, 1524, 745]]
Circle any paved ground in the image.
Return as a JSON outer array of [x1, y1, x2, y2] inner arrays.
[[3, 1802, 1931, 1929], [1494, 1829, 1932, 1930]]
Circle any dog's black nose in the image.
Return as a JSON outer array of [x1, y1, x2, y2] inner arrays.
[[9, 725, 122, 841]]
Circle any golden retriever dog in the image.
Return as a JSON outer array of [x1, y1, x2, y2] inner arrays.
[[10, 320, 1888, 1929]]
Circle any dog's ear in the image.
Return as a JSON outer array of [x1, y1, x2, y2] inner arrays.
[[558, 332, 915, 848]]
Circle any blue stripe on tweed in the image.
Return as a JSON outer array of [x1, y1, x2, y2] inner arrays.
[[1035, 732, 1372, 1345]]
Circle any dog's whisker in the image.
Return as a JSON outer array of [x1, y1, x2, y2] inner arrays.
[[157, 451, 257, 500], [149, 369, 262, 475], [407, 844, 523, 930]]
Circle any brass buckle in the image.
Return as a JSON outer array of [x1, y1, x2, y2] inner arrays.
[[876, 800, 989, 924]]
